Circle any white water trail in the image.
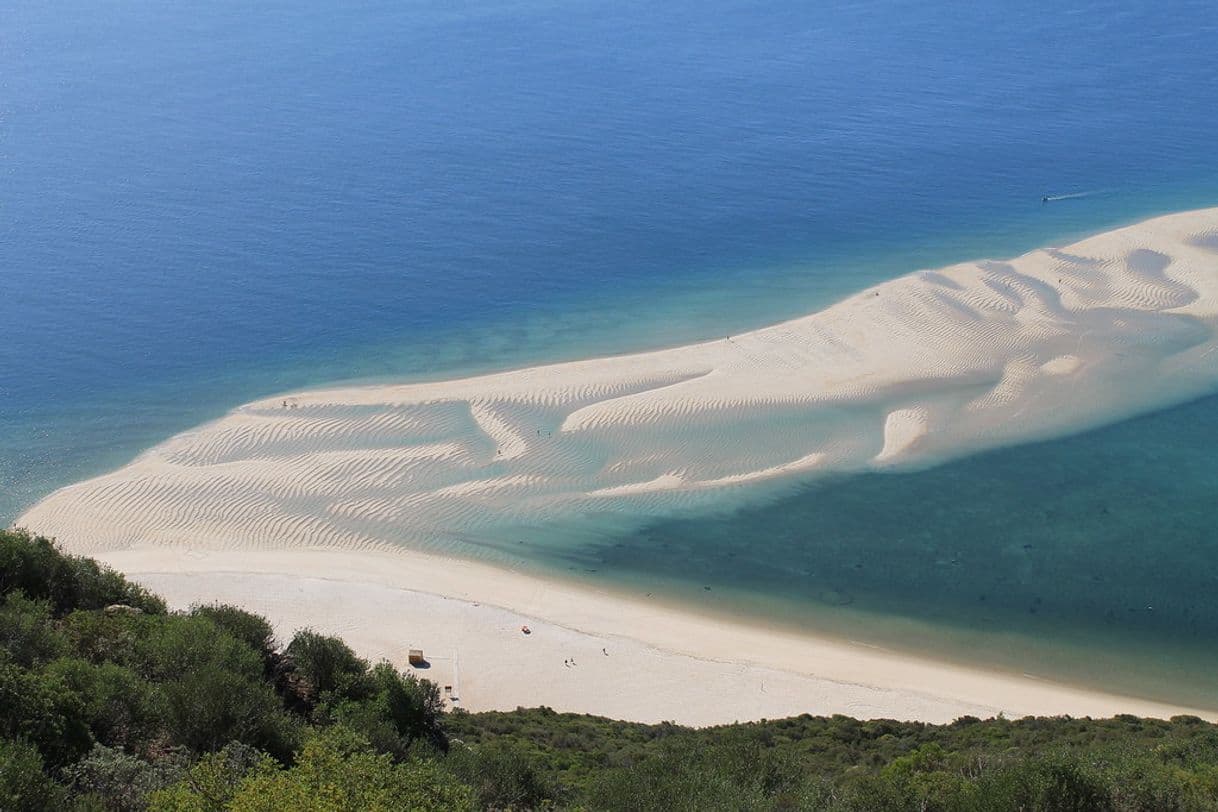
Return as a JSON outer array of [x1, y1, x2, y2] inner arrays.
[[1043, 189, 1111, 202]]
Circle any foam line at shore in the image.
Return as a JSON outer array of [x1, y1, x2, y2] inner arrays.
[[18, 208, 1218, 558]]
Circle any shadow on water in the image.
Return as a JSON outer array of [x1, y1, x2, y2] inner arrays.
[[528, 391, 1218, 709]]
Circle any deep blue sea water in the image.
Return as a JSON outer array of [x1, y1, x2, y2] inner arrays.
[[4, 0, 1218, 702]]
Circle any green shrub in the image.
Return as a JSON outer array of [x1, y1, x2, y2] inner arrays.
[[284, 631, 369, 704], [134, 615, 264, 684], [586, 746, 770, 812], [318, 662, 447, 758], [146, 742, 275, 812], [43, 658, 159, 751], [159, 727, 474, 812], [159, 664, 301, 760], [447, 738, 561, 810], [58, 611, 302, 760], [8, 530, 1218, 811], [59, 608, 155, 666], [0, 658, 92, 767], [0, 737, 66, 812], [63, 744, 184, 812], [0, 591, 67, 667], [0, 529, 164, 616], [190, 605, 278, 674]]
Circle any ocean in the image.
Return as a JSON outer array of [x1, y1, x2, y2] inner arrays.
[[4, 0, 1218, 703]]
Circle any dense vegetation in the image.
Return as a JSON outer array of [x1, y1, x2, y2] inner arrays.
[[3, 528, 1218, 810]]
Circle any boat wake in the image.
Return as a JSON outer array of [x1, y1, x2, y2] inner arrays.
[[1042, 190, 1109, 203]]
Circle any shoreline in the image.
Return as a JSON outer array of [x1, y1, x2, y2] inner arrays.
[[16, 205, 1218, 723], [21, 208, 1218, 556], [93, 545, 1214, 725]]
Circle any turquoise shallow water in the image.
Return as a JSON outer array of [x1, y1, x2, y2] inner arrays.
[[4, 0, 1218, 705], [513, 391, 1218, 709]]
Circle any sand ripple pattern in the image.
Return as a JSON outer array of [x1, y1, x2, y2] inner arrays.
[[19, 209, 1218, 556]]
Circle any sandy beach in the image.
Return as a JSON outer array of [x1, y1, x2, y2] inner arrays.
[[16, 207, 1218, 722], [95, 546, 1212, 725]]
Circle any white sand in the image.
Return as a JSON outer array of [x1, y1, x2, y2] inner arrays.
[[96, 547, 1212, 725], [16, 207, 1218, 721]]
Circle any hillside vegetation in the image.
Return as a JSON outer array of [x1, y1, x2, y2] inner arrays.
[[3, 528, 1218, 811]]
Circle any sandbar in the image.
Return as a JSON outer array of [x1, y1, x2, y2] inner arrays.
[[17, 207, 1218, 721]]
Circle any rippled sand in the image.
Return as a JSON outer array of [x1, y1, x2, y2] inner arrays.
[[16, 208, 1218, 720], [20, 207, 1218, 556]]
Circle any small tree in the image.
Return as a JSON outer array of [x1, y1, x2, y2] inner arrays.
[[319, 662, 447, 758], [159, 664, 301, 760], [284, 631, 369, 706], [190, 605, 278, 676]]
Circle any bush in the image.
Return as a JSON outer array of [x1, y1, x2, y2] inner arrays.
[[57, 611, 302, 760], [59, 608, 155, 666], [43, 658, 159, 751], [0, 529, 165, 616], [1020, 753, 1114, 811], [156, 727, 474, 812], [0, 658, 92, 768], [447, 739, 560, 810], [147, 742, 274, 812], [318, 662, 447, 758], [284, 631, 369, 705], [63, 744, 184, 812], [190, 605, 278, 674], [133, 615, 265, 684], [586, 746, 769, 812], [0, 592, 67, 667], [159, 664, 302, 760], [0, 737, 66, 812], [9, 531, 1218, 810]]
